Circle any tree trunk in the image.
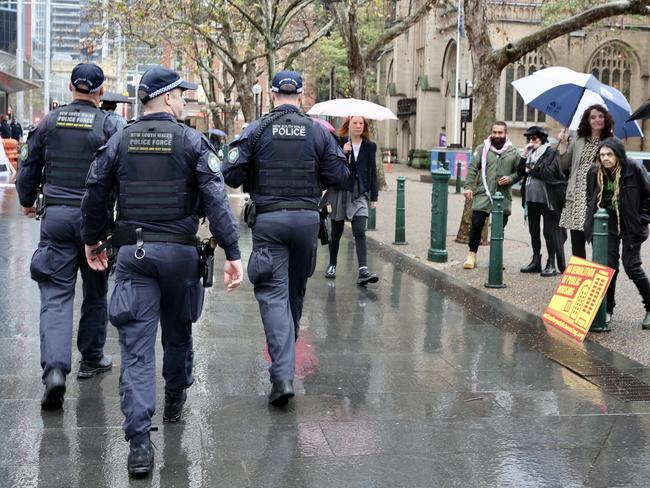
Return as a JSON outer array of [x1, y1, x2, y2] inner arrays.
[[376, 149, 387, 190], [455, 64, 500, 244], [232, 61, 259, 122], [348, 59, 367, 99], [224, 106, 237, 136]]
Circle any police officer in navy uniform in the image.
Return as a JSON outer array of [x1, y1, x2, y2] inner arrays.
[[222, 71, 348, 407], [16, 63, 119, 411], [100, 92, 130, 129], [81, 66, 243, 478]]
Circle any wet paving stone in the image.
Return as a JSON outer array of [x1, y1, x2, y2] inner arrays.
[[1, 185, 650, 486]]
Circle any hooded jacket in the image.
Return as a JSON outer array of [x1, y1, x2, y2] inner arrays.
[[584, 137, 650, 242]]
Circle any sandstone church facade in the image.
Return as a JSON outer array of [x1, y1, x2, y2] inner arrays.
[[375, 1, 650, 161]]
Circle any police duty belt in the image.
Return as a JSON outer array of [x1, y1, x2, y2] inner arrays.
[[93, 227, 198, 259]]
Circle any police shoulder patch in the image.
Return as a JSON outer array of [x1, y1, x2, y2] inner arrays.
[[19, 144, 28, 162], [228, 147, 239, 163], [208, 153, 221, 173]]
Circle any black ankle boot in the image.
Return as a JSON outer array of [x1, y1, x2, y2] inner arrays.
[[520, 254, 542, 273], [556, 252, 566, 274], [541, 258, 558, 277]]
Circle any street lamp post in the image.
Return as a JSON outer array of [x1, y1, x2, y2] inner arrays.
[[251, 83, 262, 119]]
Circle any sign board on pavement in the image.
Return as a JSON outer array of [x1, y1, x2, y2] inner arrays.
[[542, 256, 615, 341]]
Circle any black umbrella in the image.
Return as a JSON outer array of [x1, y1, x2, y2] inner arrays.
[[101, 91, 132, 104], [627, 100, 650, 121]]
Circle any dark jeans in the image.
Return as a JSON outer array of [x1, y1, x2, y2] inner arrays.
[[570, 230, 587, 259], [603, 216, 650, 313], [527, 202, 565, 267], [469, 211, 509, 253], [329, 216, 368, 268]]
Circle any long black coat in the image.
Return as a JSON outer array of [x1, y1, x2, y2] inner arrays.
[[584, 138, 650, 243], [337, 138, 378, 202], [516, 146, 567, 218]]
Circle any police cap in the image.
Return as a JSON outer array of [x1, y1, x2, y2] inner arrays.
[[138, 66, 198, 104], [71, 63, 105, 94], [271, 70, 303, 95]]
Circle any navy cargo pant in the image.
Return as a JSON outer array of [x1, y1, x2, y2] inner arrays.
[[29, 205, 108, 379], [248, 210, 319, 382], [110, 243, 203, 440]]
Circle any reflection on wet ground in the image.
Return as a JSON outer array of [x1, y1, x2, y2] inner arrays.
[[1, 184, 650, 487]]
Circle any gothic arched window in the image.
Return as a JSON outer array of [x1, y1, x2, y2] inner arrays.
[[589, 42, 633, 100], [504, 50, 550, 123]]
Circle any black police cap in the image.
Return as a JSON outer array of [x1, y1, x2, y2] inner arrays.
[[71, 63, 105, 94], [137, 67, 198, 104], [271, 70, 303, 95]]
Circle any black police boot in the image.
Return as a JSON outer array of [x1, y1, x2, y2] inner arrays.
[[127, 432, 154, 478], [325, 264, 336, 279], [540, 258, 558, 277], [163, 389, 187, 422], [268, 379, 294, 407], [77, 354, 113, 379], [41, 368, 66, 411], [520, 254, 542, 273], [357, 268, 379, 286]]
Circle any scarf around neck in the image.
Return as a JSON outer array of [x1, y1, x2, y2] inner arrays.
[[481, 137, 513, 203], [526, 142, 549, 166]]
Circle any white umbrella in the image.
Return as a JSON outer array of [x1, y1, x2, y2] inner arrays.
[[307, 98, 397, 120]]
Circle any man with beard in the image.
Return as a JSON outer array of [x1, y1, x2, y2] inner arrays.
[[462, 121, 521, 269]]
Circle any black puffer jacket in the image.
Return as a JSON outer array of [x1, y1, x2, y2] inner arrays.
[[584, 137, 650, 242], [516, 145, 567, 217]]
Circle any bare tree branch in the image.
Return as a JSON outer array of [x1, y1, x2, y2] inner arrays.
[[365, 0, 439, 64], [283, 18, 335, 68], [497, 0, 650, 69]]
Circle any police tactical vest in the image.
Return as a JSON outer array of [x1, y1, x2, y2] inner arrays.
[[252, 111, 320, 197], [44, 104, 107, 189], [117, 119, 197, 222]]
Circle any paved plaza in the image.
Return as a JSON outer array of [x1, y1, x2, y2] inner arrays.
[[2, 176, 650, 487]]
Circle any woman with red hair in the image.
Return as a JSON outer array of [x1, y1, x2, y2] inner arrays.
[[325, 116, 379, 286]]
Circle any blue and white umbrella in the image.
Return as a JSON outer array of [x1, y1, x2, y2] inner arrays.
[[512, 67, 642, 139]]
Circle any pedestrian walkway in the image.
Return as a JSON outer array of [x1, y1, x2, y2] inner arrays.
[[371, 163, 650, 366], [3, 184, 650, 486]]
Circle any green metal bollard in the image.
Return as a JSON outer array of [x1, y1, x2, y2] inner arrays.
[[367, 205, 376, 230], [428, 166, 451, 262], [485, 192, 506, 288], [393, 176, 407, 245], [591, 209, 610, 331], [455, 161, 462, 194]]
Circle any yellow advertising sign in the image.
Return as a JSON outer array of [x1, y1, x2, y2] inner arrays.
[[542, 256, 615, 341]]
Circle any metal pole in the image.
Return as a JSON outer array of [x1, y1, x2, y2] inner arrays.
[[116, 25, 123, 94], [455, 161, 462, 193], [16, 0, 24, 122], [393, 176, 407, 245], [591, 209, 610, 331], [44, 0, 51, 114], [428, 167, 451, 262], [485, 192, 506, 288], [453, 0, 461, 144]]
